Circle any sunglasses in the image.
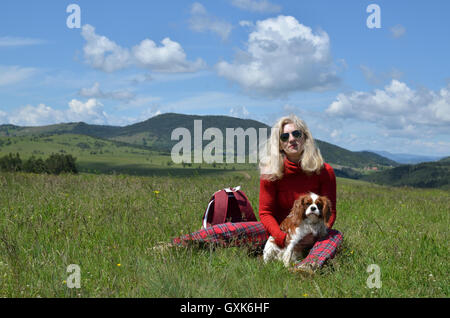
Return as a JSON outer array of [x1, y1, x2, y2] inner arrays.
[[280, 130, 303, 142]]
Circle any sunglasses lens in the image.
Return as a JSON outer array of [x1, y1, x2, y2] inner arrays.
[[292, 130, 302, 138], [280, 133, 289, 141], [280, 130, 302, 141]]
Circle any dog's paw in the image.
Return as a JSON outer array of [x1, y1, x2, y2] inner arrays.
[[282, 252, 293, 267]]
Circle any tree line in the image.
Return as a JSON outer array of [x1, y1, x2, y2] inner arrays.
[[0, 153, 78, 174]]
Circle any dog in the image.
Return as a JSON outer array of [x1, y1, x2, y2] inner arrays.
[[263, 192, 331, 267]]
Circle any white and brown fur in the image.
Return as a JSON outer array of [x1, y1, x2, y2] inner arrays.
[[263, 193, 332, 267]]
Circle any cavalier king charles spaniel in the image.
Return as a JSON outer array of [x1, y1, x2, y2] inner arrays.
[[263, 192, 331, 267]]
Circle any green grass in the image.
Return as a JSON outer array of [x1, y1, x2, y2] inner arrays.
[[0, 134, 255, 176], [0, 171, 448, 298]]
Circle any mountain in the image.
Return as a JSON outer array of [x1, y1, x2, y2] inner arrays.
[[317, 143, 398, 168], [370, 150, 444, 164], [0, 122, 121, 139], [360, 159, 450, 190], [0, 113, 398, 169], [109, 113, 270, 152]]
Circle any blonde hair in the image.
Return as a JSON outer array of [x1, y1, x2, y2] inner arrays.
[[259, 115, 324, 180]]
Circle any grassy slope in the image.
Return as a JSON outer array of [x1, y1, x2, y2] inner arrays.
[[0, 134, 254, 176], [0, 171, 447, 297], [361, 160, 450, 190]]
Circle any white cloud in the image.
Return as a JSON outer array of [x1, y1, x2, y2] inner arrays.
[[390, 24, 406, 39], [330, 129, 341, 139], [133, 38, 205, 72], [360, 64, 403, 86], [189, 3, 233, 41], [0, 65, 37, 86], [78, 82, 103, 97], [326, 80, 450, 133], [229, 105, 250, 118], [128, 73, 153, 85], [6, 99, 108, 126], [67, 99, 108, 124], [136, 106, 163, 122], [239, 20, 254, 28], [81, 24, 131, 73], [8, 104, 65, 126], [0, 110, 7, 124], [81, 24, 205, 73], [216, 15, 339, 97], [0, 36, 46, 47], [78, 82, 135, 101], [231, 0, 281, 13]]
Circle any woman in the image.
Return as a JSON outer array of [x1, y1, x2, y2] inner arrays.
[[258, 115, 342, 274], [166, 115, 343, 276]]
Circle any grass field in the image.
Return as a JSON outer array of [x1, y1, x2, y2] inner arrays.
[[0, 134, 253, 176], [0, 170, 448, 298]]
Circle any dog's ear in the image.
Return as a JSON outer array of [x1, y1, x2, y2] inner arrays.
[[294, 196, 304, 211], [320, 196, 332, 225], [281, 196, 304, 232], [297, 195, 311, 220]]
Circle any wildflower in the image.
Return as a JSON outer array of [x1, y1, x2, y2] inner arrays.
[[117, 263, 121, 267], [153, 190, 160, 196], [302, 293, 308, 297], [63, 280, 66, 284]]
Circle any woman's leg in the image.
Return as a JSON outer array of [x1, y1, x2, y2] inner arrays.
[[292, 229, 343, 271], [171, 221, 269, 249]]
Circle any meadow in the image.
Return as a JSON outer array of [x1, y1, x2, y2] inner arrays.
[[0, 169, 448, 298], [0, 133, 253, 177]]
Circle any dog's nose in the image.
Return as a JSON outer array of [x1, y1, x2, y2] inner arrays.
[[310, 206, 316, 211]]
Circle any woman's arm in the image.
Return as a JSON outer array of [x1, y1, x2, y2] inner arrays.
[[319, 163, 337, 229], [258, 177, 287, 247]]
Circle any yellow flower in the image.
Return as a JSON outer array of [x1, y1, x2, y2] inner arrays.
[[153, 190, 160, 195], [117, 263, 121, 267], [63, 280, 66, 284], [302, 293, 308, 297]]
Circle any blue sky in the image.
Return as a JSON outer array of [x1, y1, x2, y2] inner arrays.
[[0, 0, 449, 156]]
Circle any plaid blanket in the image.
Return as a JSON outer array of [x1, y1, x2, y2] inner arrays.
[[172, 222, 269, 249], [293, 229, 343, 268], [172, 222, 343, 268]]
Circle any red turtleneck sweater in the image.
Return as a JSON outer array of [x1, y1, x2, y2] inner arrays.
[[258, 158, 337, 247]]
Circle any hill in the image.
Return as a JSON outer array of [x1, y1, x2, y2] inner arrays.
[[360, 159, 450, 190], [0, 113, 398, 170], [316, 142, 397, 168], [0, 132, 257, 177], [370, 150, 444, 164]]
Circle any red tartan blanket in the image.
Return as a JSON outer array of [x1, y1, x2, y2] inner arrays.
[[172, 222, 343, 267]]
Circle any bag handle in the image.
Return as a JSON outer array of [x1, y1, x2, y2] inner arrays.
[[202, 198, 215, 229], [211, 190, 229, 225]]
